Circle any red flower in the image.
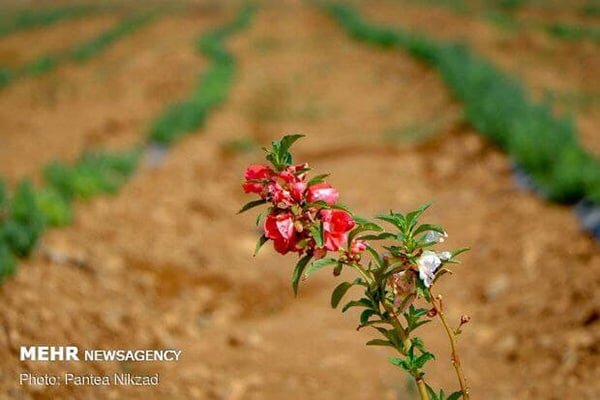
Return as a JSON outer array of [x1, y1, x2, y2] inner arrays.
[[268, 182, 294, 207], [242, 164, 274, 195], [290, 181, 307, 202], [264, 212, 297, 254], [320, 209, 355, 251], [307, 183, 339, 205], [350, 239, 367, 254]]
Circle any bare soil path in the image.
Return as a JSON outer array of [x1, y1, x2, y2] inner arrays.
[[0, 9, 224, 185]]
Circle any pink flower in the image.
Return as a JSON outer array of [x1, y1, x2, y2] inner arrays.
[[350, 239, 367, 254], [290, 181, 307, 202], [268, 182, 294, 207], [264, 212, 297, 254], [242, 164, 274, 195], [307, 183, 339, 205], [320, 209, 355, 251]]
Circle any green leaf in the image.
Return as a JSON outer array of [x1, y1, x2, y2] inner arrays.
[[452, 247, 470, 257], [278, 134, 304, 156], [291, 254, 312, 296], [360, 309, 377, 325], [414, 223, 445, 236], [341, 298, 372, 312], [309, 223, 324, 247], [349, 216, 384, 243], [330, 203, 353, 213], [406, 203, 431, 230], [388, 357, 405, 368], [307, 174, 329, 186], [414, 351, 435, 368], [306, 200, 330, 209], [359, 232, 396, 241], [375, 213, 404, 230], [426, 384, 441, 400], [255, 208, 270, 226], [304, 257, 337, 278], [353, 216, 383, 231], [365, 244, 384, 267], [366, 339, 394, 348], [447, 391, 465, 400], [253, 235, 268, 256], [237, 198, 266, 214], [331, 281, 353, 308]]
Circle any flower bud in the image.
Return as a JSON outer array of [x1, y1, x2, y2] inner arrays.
[[294, 221, 304, 232], [460, 315, 471, 325]]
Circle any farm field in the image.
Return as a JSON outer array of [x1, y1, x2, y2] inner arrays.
[[0, 1, 598, 400]]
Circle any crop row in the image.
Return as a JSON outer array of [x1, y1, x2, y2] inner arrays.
[[149, 4, 254, 145], [0, 5, 255, 282], [325, 4, 600, 207], [0, 4, 100, 37], [0, 12, 157, 89], [400, 0, 600, 42]]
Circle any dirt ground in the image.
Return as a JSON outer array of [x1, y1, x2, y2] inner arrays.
[[0, 1, 598, 399]]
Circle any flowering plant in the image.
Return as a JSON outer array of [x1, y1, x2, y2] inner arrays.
[[239, 135, 471, 400]]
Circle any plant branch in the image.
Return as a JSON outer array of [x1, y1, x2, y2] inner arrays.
[[380, 301, 430, 400], [429, 291, 470, 399]]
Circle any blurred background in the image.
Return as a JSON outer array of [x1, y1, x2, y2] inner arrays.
[[0, 0, 598, 399]]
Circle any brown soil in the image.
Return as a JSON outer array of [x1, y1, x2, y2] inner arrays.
[[0, 15, 119, 68], [0, 2, 598, 400], [0, 9, 227, 185]]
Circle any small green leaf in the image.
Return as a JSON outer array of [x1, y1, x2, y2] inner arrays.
[[366, 339, 394, 347], [414, 352, 435, 368], [375, 214, 404, 230], [307, 174, 329, 186], [306, 200, 330, 209], [255, 208, 269, 226], [414, 223, 445, 236], [331, 281, 353, 308], [406, 203, 431, 230], [309, 223, 324, 247], [341, 298, 372, 312], [452, 247, 470, 257], [304, 257, 337, 278], [237, 199, 267, 214], [365, 244, 384, 267], [278, 134, 304, 155], [447, 391, 465, 400], [360, 309, 377, 325], [426, 384, 441, 400], [359, 232, 396, 241], [254, 235, 268, 256], [330, 203, 353, 213], [291, 254, 312, 296]]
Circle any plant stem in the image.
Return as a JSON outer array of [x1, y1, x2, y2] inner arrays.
[[429, 293, 470, 399], [416, 378, 430, 400], [381, 302, 429, 400]]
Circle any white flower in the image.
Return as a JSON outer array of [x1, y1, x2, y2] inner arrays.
[[438, 251, 452, 261], [417, 250, 442, 288], [424, 230, 448, 243]]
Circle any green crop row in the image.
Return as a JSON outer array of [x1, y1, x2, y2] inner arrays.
[[326, 3, 600, 205], [148, 4, 254, 145], [0, 5, 255, 282], [0, 4, 98, 37], [0, 12, 157, 89], [0, 149, 140, 282], [399, 0, 600, 42]]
